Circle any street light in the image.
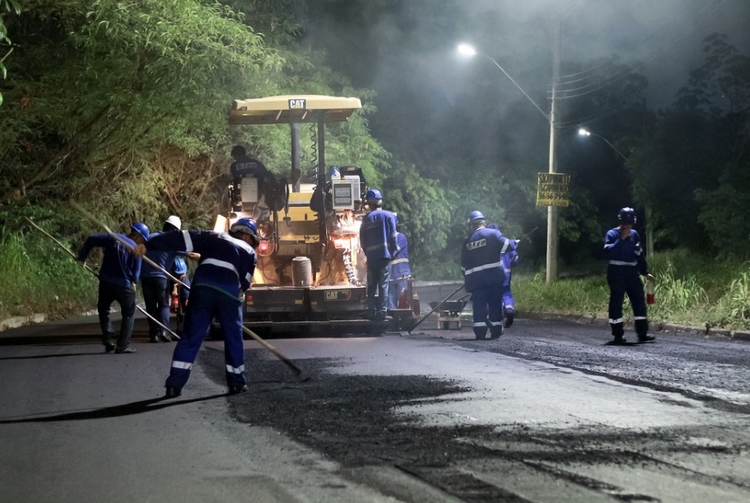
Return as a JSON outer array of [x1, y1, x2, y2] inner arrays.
[[578, 128, 627, 161], [457, 44, 549, 122], [578, 127, 654, 258], [457, 42, 560, 283]]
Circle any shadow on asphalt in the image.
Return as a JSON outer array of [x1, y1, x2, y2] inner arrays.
[[0, 352, 103, 360], [0, 394, 228, 424]]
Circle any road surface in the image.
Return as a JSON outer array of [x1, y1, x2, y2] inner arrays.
[[1, 313, 749, 502]]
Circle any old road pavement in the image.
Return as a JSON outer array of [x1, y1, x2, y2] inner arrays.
[[1, 314, 749, 503]]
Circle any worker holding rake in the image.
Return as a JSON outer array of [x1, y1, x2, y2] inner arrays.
[[132, 218, 259, 398]]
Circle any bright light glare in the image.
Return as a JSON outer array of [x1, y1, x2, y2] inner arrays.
[[457, 43, 477, 57], [578, 128, 591, 136]]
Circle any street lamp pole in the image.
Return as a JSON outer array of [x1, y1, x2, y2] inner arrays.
[[546, 21, 562, 283], [457, 43, 559, 282]]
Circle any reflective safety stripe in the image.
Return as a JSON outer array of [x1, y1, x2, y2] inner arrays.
[[203, 258, 239, 278], [172, 361, 193, 370], [391, 258, 409, 265], [609, 318, 623, 324], [608, 260, 637, 266], [473, 321, 487, 327], [504, 268, 512, 274], [501, 239, 510, 253], [488, 320, 504, 327], [225, 364, 245, 374], [634, 316, 647, 320], [365, 242, 386, 252], [183, 231, 194, 252], [465, 261, 503, 275]]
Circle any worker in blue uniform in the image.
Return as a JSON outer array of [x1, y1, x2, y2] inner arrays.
[[77, 222, 149, 353], [461, 211, 511, 340], [141, 215, 182, 343], [388, 231, 412, 309], [133, 218, 259, 397], [169, 256, 191, 335], [487, 223, 519, 327], [604, 207, 656, 344], [359, 188, 399, 321]]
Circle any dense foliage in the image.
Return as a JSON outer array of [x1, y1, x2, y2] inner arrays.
[[1, 1, 749, 324]]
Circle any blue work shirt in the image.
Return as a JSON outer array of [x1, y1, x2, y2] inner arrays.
[[146, 230, 256, 299], [77, 233, 141, 288], [360, 208, 399, 262], [140, 232, 178, 279], [461, 227, 510, 292], [604, 227, 649, 276], [391, 232, 411, 279], [230, 156, 271, 180]]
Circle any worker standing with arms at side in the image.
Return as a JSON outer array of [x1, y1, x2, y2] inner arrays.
[[604, 207, 656, 344], [388, 229, 411, 309], [132, 218, 259, 397], [77, 222, 150, 353], [359, 188, 399, 322], [141, 215, 182, 343], [461, 211, 511, 340]]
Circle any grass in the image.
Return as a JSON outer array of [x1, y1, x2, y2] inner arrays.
[[0, 230, 98, 321], [2, 230, 750, 332], [514, 249, 750, 330]]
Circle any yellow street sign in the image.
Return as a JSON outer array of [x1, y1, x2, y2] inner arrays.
[[536, 173, 571, 207]]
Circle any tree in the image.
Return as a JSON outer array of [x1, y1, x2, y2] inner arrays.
[[0, 0, 20, 106]]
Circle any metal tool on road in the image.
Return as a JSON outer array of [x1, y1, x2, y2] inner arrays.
[[25, 217, 181, 341], [408, 283, 465, 334], [70, 203, 310, 381]]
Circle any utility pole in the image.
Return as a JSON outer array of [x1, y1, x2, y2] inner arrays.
[[546, 21, 561, 284]]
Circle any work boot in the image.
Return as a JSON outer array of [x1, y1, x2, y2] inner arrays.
[[490, 326, 504, 339], [611, 336, 627, 345], [115, 346, 136, 354], [104, 342, 116, 353], [165, 387, 182, 399], [228, 384, 248, 395], [504, 311, 515, 328], [638, 335, 656, 343], [149, 336, 160, 343]]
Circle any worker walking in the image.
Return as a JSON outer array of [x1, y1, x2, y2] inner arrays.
[[141, 215, 182, 343], [388, 230, 411, 309], [77, 222, 150, 353], [488, 223, 519, 327], [461, 211, 512, 340], [359, 188, 399, 321], [133, 218, 259, 397], [604, 207, 656, 344]]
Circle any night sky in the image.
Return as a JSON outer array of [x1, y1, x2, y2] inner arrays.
[[301, 0, 749, 162]]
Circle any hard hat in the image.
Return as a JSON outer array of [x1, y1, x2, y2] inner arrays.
[[328, 167, 341, 179], [230, 217, 258, 237], [366, 188, 382, 201], [468, 210, 485, 222], [618, 207, 637, 225], [131, 222, 150, 242], [164, 215, 182, 231], [172, 257, 188, 275]]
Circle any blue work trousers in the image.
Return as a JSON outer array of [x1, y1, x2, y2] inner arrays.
[[142, 277, 170, 337], [502, 278, 515, 315], [607, 266, 648, 338], [165, 286, 246, 390], [97, 280, 136, 349], [388, 277, 409, 309], [366, 259, 392, 319], [471, 286, 504, 339]]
